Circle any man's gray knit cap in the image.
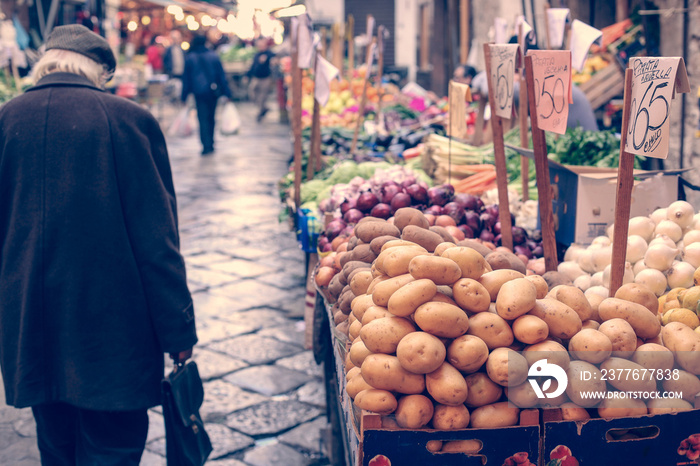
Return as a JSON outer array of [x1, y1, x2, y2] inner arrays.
[[45, 24, 117, 74]]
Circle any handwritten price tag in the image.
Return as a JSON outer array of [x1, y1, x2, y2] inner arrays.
[[488, 44, 522, 119], [528, 50, 573, 135], [625, 57, 690, 159]]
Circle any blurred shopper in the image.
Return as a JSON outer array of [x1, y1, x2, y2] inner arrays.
[[247, 37, 275, 122], [0, 24, 197, 465], [453, 64, 477, 85], [145, 36, 164, 73], [181, 34, 232, 155], [164, 30, 185, 79]]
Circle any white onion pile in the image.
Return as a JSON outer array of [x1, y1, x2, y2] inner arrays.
[[560, 200, 700, 296]]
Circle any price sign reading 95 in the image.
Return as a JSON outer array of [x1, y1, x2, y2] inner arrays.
[[625, 57, 690, 159], [528, 50, 573, 135], [489, 44, 521, 119]]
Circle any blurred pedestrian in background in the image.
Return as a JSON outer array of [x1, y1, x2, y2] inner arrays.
[[145, 35, 164, 74], [181, 34, 232, 155], [247, 37, 275, 122], [164, 30, 185, 80], [0, 24, 197, 465]]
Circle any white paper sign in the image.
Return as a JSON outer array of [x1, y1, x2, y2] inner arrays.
[[528, 50, 574, 135], [516, 16, 536, 46], [546, 8, 571, 49], [297, 14, 315, 69], [367, 16, 375, 39], [489, 44, 522, 119], [449, 80, 473, 138], [314, 55, 339, 106], [625, 57, 690, 159], [494, 17, 508, 44], [569, 20, 603, 72]]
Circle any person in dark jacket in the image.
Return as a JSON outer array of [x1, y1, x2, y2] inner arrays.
[[247, 37, 276, 122], [181, 34, 232, 155], [0, 24, 197, 465]]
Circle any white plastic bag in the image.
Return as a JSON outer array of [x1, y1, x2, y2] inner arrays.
[[219, 101, 241, 136], [168, 106, 194, 138]]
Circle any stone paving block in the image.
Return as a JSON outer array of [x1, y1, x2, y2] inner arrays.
[[186, 252, 232, 266], [222, 308, 294, 329], [12, 410, 36, 437], [192, 293, 257, 318], [256, 271, 307, 290], [0, 405, 26, 426], [257, 322, 306, 347], [147, 410, 165, 443], [224, 365, 312, 397], [206, 423, 255, 459], [272, 292, 307, 319], [292, 380, 326, 408], [0, 436, 40, 464], [140, 449, 166, 466], [229, 246, 276, 261], [201, 380, 267, 422], [208, 260, 275, 278], [207, 458, 248, 466], [242, 441, 313, 466], [278, 417, 329, 456], [186, 268, 240, 289], [275, 351, 323, 377], [212, 281, 290, 306], [192, 348, 248, 380], [224, 400, 322, 437], [195, 320, 258, 346], [208, 334, 303, 365]]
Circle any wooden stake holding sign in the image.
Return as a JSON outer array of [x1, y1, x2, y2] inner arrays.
[[307, 56, 322, 182], [350, 38, 376, 155], [484, 43, 522, 251], [291, 26, 303, 212], [609, 57, 690, 295], [523, 50, 574, 272], [518, 24, 530, 201], [347, 15, 355, 77]]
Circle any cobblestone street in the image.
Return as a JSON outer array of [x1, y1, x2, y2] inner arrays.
[[0, 102, 330, 465]]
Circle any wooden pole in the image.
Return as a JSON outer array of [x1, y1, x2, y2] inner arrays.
[[291, 30, 303, 212], [331, 23, 343, 76], [483, 44, 513, 250], [308, 55, 322, 181], [350, 38, 376, 155], [518, 24, 530, 201], [543, 2, 551, 50], [524, 55, 558, 272], [459, 0, 470, 64], [609, 69, 634, 296], [376, 26, 385, 130], [320, 27, 328, 58], [347, 15, 355, 77]]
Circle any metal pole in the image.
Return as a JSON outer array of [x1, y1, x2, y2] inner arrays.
[[678, 0, 688, 200], [45, 0, 61, 38]]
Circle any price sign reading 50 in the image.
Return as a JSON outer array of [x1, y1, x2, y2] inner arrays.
[[488, 44, 521, 119], [624, 57, 689, 159], [527, 50, 573, 135]]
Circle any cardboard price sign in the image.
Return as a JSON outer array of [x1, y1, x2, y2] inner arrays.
[[528, 50, 573, 135], [546, 8, 571, 49], [489, 44, 522, 119], [624, 57, 690, 159]]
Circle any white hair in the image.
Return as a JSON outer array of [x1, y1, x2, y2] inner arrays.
[[32, 49, 111, 88]]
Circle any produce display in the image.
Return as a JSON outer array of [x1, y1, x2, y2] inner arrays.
[[559, 200, 700, 297], [316, 181, 544, 260], [314, 208, 700, 446]]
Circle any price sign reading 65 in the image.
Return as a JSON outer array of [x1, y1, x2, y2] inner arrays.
[[527, 50, 573, 135], [624, 57, 689, 159], [488, 44, 521, 119]]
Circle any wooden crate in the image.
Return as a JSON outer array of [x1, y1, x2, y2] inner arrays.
[[578, 62, 625, 111]]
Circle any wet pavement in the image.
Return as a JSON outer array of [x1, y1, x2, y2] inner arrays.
[[0, 102, 331, 465]]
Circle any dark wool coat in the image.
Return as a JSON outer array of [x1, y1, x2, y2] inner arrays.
[[0, 72, 198, 410]]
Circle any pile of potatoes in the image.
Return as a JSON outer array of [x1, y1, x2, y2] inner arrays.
[[319, 208, 700, 439]]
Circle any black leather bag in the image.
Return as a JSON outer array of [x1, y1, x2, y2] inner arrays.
[[162, 361, 212, 466]]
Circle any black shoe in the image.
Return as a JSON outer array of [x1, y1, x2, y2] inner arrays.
[[201, 149, 214, 156], [256, 108, 269, 122]]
